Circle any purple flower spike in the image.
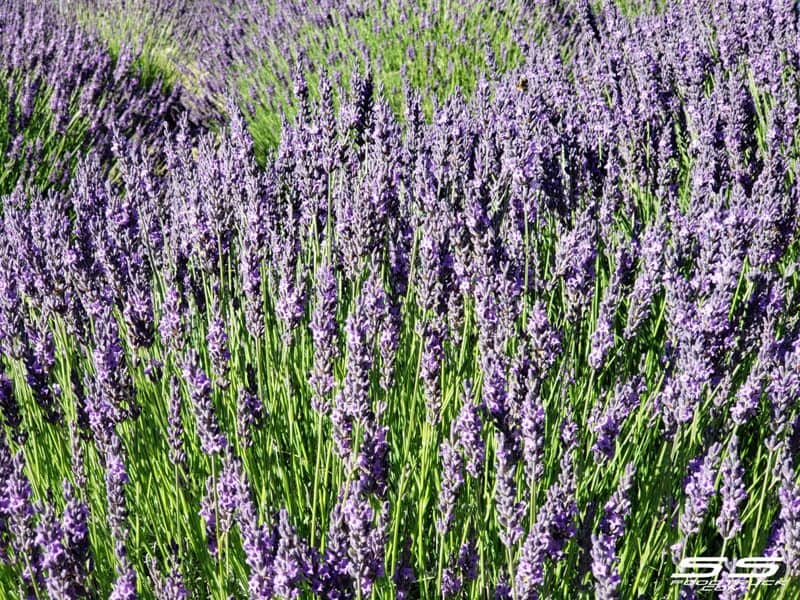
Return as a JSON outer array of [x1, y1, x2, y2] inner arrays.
[[181, 350, 227, 456], [672, 443, 722, 560], [149, 555, 189, 600], [109, 564, 137, 600], [453, 381, 485, 479], [591, 463, 636, 600], [516, 444, 577, 598], [590, 377, 644, 463], [237, 366, 265, 450], [206, 292, 231, 390], [393, 542, 417, 599], [309, 261, 339, 414], [167, 376, 186, 472], [716, 435, 746, 540], [775, 452, 800, 576], [494, 430, 525, 548], [436, 440, 464, 536]]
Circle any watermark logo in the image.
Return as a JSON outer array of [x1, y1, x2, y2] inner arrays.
[[672, 556, 785, 591]]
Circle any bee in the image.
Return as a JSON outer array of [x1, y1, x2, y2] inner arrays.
[[516, 76, 529, 92]]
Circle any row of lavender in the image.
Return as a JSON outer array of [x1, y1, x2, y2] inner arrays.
[[0, 0, 192, 195], [2, 0, 800, 598], [60, 0, 535, 158]]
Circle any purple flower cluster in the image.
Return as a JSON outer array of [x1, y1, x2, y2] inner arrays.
[[672, 443, 723, 560], [516, 433, 578, 598], [1, 0, 800, 597], [590, 378, 644, 463], [716, 435, 747, 541], [309, 261, 339, 414], [591, 463, 636, 599], [437, 381, 485, 536], [181, 350, 228, 457]]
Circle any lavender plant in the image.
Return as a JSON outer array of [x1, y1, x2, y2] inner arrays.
[[0, 0, 800, 599]]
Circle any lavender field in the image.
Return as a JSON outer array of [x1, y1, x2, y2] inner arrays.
[[1, 0, 799, 598]]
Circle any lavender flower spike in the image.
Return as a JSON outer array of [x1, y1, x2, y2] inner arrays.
[[716, 435, 747, 540], [591, 463, 636, 599], [309, 261, 339, 415], [671, 443, 722, 560], [181, 349, 227, 456]]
